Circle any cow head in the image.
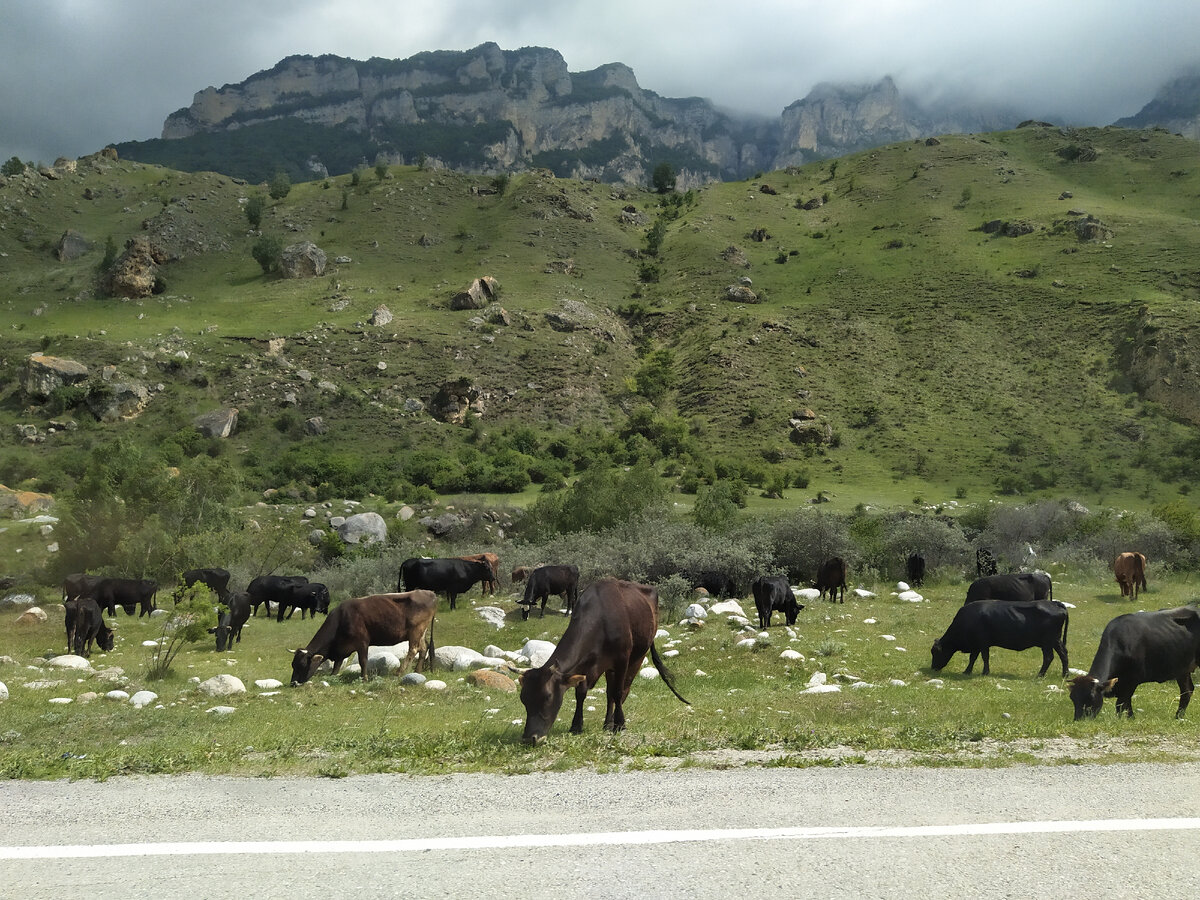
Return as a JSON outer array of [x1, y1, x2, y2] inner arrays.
[[785, 600, 804, 626], [518, 665, 586, 745], [290, 649, 326, 686], [97, 626, 115, 653], [1069, 675, 1117, 720], [315, 585, 331, 614], [930, 639, 952, 672]]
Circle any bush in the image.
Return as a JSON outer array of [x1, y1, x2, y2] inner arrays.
[[268, 171, 292, 200], [251, 234, 282, 274], [2, 156, 25, 177], [244, 194, 265, 229]]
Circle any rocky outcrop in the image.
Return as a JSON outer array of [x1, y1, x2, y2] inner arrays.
[[280, 241, 327, 278], [86, 381, 151, 422], [430, 378, 485, 424], [1115, 70, 1200, 139], [22, 354, 89, 399], [337, 512, 387, 545], [194, 407, 238, 438], [450, 276, 501, 310], [0, 485, 54, 516], [55, 229, 91, 262], [104, 236, 166, 298]]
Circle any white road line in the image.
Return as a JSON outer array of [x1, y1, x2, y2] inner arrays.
[[4, 817, 1200, 860]]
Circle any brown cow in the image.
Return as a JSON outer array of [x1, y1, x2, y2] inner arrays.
[[290, 591, 436, 685], [815, 557, 847, 603], [1113, 552, 1148, 601], [459, 552, 501, 596], [518, 578, 688, 745], [511, 566, 534, 585]]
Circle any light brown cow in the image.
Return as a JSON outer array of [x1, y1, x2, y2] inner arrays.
[[459, 552, 501, 595], [1113, 552, 1148, 601], [511, 566, 534, 585]]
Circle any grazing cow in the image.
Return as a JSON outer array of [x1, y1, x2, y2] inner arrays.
[[1069, 606, 1200, 720], [518, 578, 688, 745], [398, 557, 493, 610], [511, 566, 534, 585], [1113, 552, 1148, 601], [520, 565, 580, 620], [290, 591, 437, 685], [64, 597, 114, 657], [752, 575, 803, 628], [693, 571, 738, 599], [92, 577, 158, 617], [211, 591, 251, 652], [976, 547, 998, 577], [179, 567, 231, 602], [62, 572, 103, 603], [458, 553, 501, 596], [964, 573, 1052, 605], [930, 599, 1069, 677], [815, 557, 847, 603], [247, 575, 308, 617], [906, 553, 926, 588], [275, 582, 331, 622]]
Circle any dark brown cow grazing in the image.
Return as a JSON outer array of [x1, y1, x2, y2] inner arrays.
[[815, 557, 847, 603], [459, 553, 501, 596], [1113, 552, 1148, 601], [290, 591, 437, 685], [519, 578, 689, 745]]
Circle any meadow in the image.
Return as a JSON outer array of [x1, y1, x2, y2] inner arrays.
[[2, 569, 1199, 781]]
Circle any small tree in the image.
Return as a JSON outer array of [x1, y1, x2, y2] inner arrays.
[[2, 156, 25, 177], [251, 234, 282, 274], [147, 585, 217, 679], [268, 171, 291, 201], [375, 157, 389, 181], [652, 162, 677, 194], [244, 194, 265, 229]]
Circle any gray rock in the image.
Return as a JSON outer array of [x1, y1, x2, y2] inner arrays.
[[45, 654, 91, 670], [206, 706, 237, 715], [16, 607, 48, 625], [450, 275, 500, 310], [130, 690, 158, 708], [194, 407, 238, 438], [56, 229, 92, 261], [86, 381, 150, 423], [21, 354, 89, 399], [399, 672, 426, 686], [477, 606, 507, 629], [0, 682, 7, 701], [304, 416, 327, 436], [197, 674, 246, 697], [338, 512, 387, 545], [280, 241, 327, 278], [369, 305, 393, 326]]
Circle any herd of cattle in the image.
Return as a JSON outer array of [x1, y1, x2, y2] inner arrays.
[[51, 547, 1200, 741]]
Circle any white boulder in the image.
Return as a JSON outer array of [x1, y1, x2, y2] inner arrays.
[[808, 672, 828, 686], [105, 690, 130, 701], [45, 655, 91, 670], [423, 679, 448, 691], [49, 697, 73, 704], [130, 690, 158, 708], [206, 706, 237, 715], [780, 649, 804, 661], [337, 512, 387, 545], [197, 675, 246, 697], [794, 588, 820, 601], [255, 679, 284, 690], [476, 606, 507, 629], [0, 681, 7, 701], [854, 588, 876, 599], [896, 581, 910, 592], [709, 600, 746, 617], [683, 603, 707, 619], [897, 590, 924, 603], [638, 666, 659, 680], [434, 646, 487, 671], [520, 639, 556, 668]]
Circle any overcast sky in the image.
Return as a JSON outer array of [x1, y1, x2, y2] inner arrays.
[[3, 0, 1199, 164]]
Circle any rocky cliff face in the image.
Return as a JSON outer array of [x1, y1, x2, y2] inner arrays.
[[1115, 70, 1200, 140], [155, 44, 1022, 183]]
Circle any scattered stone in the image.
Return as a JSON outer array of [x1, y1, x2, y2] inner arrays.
[[337, 512, 387, 545], [423, 679, 447, 691], [55, 229, 91, 261], [638, 666, 660, 680], [466, 669, 517, 692], [21, 354, 89, 400], [193, 407, 238, 439], [206, 706, 237, 715], [370, 305, 393, 326], [710, 600, 747, 618], [0, 682, 7, 701], [130, 690, 158, 708], [255, 679, 283, 690], [683, 603, 708, 619], [280, 241, 327, 278], [780, 649, 804, 661], [105, 690, 130, 701], [49, 697, 73, 705], [450, 275, 501, 310], [16, 607, 48, 625], [399, 672, 426, 686], [45, 655, 91, 670], [477, 607, 506, 629], [520, 640, 556, 668], [197, 675, 246, 697]]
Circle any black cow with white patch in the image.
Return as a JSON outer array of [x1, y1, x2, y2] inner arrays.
[[931, 599, 1069, 677], [753, 575, 802, 629], [520, 565, 579, 620], [1069, 606, 1200, 720]]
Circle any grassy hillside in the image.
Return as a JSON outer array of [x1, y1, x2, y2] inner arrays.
[[3, 123, 1200, 538]]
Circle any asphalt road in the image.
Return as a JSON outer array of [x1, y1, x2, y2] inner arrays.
[[3, 763, 1199, 899]]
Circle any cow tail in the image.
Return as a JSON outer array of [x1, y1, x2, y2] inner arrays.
[[426, 616, 436, 672], [649, 642, 690, 706]]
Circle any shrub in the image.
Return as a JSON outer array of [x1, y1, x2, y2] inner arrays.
[[2, 156, 25, 177], [251, 234, 282, 274], [244, 194, 265, 229], [146, 586, 217, 679], [268, 171, 291, 200]]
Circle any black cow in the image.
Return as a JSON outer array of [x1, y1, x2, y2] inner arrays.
[[931, 599, 1069, 677], [93, 577, 158, 617], [398, 557, 493, 610], [815, 557, 847, 603], [906, 553, 926, 588], [518, 578, 688, 745], [520, 565, 579, 620], [291, 591, 437, 684], [276, 582, 331, 621], [976, 548, 998, 577], [753, 575, 802, 628], [64, 597, 114, 657], [211, 591, 251, 652], [693, 571, 737, 599], [62, 572, 103, 603], [1069, 606, 1200, 720], [964, 573, 1052, 605], [180, 567, 231, 602], [247, 575, 308, 617]]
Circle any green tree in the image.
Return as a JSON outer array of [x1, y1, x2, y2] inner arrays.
[[652, 162, 677, 194], [268, 171, 291, 200], [251, 234, 282, 274], [2, 156, 25, 177], [375, 156, 389, 181], [244, 194, 265, 229], [692, 480, 743, 531]]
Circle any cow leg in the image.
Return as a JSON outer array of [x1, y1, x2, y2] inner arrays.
[[981, 648, 991, 676], [358, 647, 371, 682], [964, 651, 979, 675], [449, 592, 457, 611], [1055, 641, 1069, 678], [569, 680, 588, 734], [1037, 646, 1053, 678], [1176, 674, 1195, 719]]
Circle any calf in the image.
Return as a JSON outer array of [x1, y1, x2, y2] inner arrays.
[[518, 578, 689, 745], [64, 597, 114, 657], [92, 577, 158, 617], [964, 573, 1052, 604], [520, 565, 579, 620], [290, 591, 437, 685], [1113, 552, 1148, 601], [399, 557, 493, 610], [211, 591, 251, 652], [1069, 606, 1200, 720], [247, 574, 308, 617], [752, 575, 802, 628], [815, 557, 847, 603], [931, 599, 1069, 677], [276, 582, 331, 621]]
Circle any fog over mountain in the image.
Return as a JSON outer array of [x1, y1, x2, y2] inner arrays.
[[3, 0, 1200, 164]]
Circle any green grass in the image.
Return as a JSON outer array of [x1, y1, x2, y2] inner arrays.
[[3, 573, 1199, 780]]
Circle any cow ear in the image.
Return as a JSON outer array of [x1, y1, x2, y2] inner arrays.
[[310, 654, 325, 669], [1102, 677, 1119, 695], [517, 670, 526, 685], [566, 674, 587, 687]]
